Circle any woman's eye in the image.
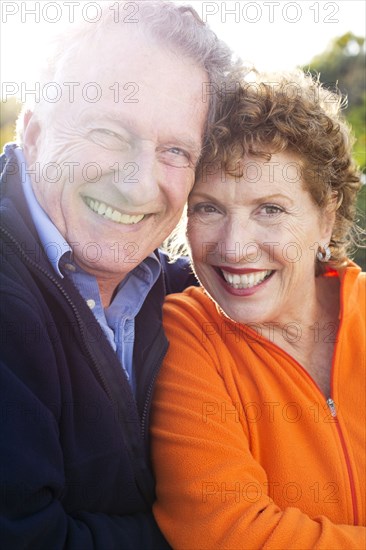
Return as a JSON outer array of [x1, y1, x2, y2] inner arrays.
[[261, 204, 284, 216], [190, 203, 220, 215]]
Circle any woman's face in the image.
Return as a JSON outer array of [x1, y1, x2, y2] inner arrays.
[[187, 151, 334, 326]]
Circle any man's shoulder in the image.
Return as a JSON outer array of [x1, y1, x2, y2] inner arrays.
[[0, 150, 8, 176], [0, 144, 21, 188], [0, 145, 31, 232]]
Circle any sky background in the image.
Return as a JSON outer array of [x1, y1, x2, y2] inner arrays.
[[1, 0, 365, 96], [181, 0, 366, 70]]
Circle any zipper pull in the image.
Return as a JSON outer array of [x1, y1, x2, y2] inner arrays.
[[327, 398, 337, 417]]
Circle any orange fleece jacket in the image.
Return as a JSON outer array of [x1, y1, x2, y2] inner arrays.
[[151, 263, 366, 549]]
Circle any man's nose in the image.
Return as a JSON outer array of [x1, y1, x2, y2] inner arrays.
[[112, 149, 161, 206]]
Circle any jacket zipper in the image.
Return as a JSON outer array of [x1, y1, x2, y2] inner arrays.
[[334, 416, 359, 524], [324, 398, 358, 524], [1, 226, 114, 401], [140, 252, 170, 442], [242, 321, 359, 525], [326, 397, 337, 417], [140, 343, 168, 441]]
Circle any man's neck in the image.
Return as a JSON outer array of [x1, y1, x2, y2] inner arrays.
[[97, 277, 125, 308]]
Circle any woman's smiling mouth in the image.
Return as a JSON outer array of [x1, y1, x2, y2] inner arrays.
[[218, 267, 274, 290]]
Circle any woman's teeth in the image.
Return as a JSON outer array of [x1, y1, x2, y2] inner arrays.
[[221, 269, 272, 289], [84, 197, 145, 225]]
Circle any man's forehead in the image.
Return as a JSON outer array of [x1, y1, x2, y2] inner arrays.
[[55, 25, 149, 79], [57, 27, 204, 93]]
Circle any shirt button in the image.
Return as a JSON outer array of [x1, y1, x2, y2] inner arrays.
[[87, 299, 96, 310], [64, 263, 76, 272]]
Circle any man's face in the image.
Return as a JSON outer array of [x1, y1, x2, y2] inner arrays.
[[24, 29, 208, 282]]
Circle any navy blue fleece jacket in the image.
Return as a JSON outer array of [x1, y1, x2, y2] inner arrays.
[[0, 149, 196, 549]]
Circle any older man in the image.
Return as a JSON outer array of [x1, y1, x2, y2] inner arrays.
[[0, 1, 234, 547]]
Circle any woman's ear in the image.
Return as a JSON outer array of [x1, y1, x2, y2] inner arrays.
[[22, 111, 41, 166], [320, 193, 338, 243]]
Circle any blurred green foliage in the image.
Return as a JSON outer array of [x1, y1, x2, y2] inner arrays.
[[354, 184, 366, 269], [303, 32, 365, 270], [0, 98, 22, 148], [303, 32, 366, 172]]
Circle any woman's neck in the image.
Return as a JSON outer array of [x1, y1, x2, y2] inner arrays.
[[258, 275, 340, 396]]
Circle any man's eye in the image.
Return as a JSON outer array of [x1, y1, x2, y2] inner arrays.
[[89, 129, 127, 150], [169, 147, 186, 156], [158, 146, 191, 168], [100, 129, 117, 137], [91, 128, 119, 138]]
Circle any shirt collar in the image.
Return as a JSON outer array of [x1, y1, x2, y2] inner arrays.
[[12, 146, 71, 277]]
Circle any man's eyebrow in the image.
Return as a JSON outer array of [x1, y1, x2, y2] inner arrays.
[[83, 114, 136, 133]]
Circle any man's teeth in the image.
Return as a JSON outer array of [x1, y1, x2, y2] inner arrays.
[[221, 269, 272, 289], [84, 197, 145, 224]]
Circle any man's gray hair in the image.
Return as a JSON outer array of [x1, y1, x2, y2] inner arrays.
[[20, 1, 240, 141]]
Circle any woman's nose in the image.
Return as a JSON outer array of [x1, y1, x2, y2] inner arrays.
[[219, 219, 262, 264]]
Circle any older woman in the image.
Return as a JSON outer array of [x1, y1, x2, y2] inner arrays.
[[150, 71, 365, 549]]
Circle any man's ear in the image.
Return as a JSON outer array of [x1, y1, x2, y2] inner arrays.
[[22, 111, 41, 166]]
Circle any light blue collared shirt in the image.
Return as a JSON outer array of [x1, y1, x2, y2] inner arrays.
[[7, 145, 161, 391]]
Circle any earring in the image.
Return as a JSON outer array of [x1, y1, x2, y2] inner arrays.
[[317, 244, 331, 262]]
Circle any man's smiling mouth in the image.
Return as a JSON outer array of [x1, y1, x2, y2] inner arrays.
[[83, 197, 146, 225]]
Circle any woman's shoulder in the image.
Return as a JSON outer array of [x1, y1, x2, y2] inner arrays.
[[163, 286, 225, 333], [164, 285, 216, 314], [339, 261, 365, 309]]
